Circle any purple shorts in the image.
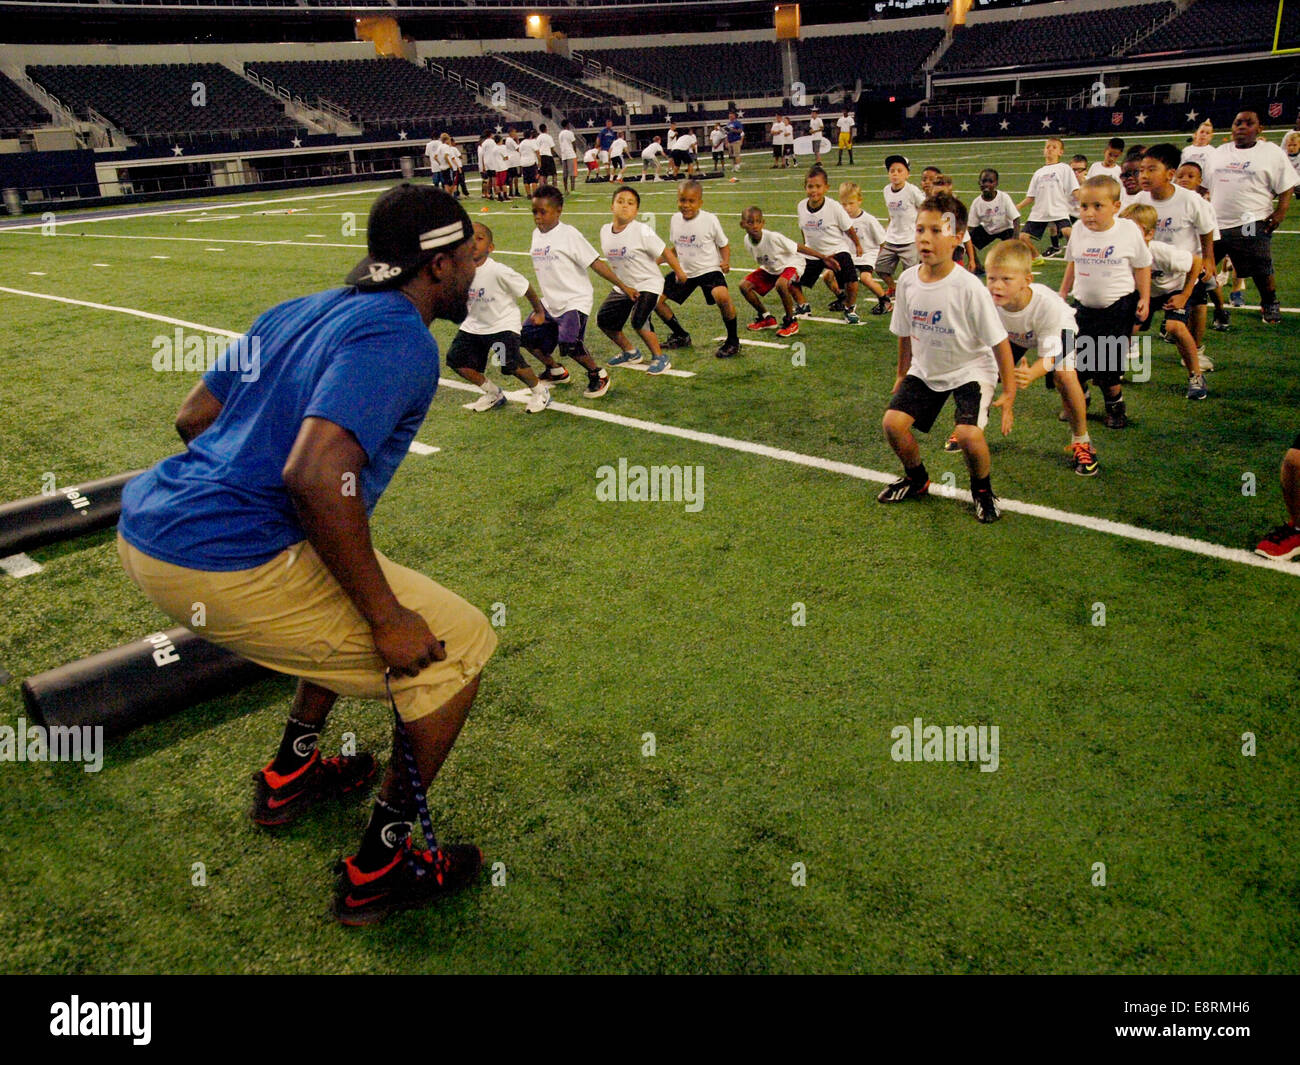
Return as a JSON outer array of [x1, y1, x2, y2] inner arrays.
[[521, 308, 588, 354]]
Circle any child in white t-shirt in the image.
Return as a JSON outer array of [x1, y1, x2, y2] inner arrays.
[[607, 136, 628, 181], [653, 179, 740, 358], [1122, 204, 1207, 400], [968, 167, 1020, 273], [1018, 137, 1078, 261], [1060, 175, 1152, 429], [450, 222, 553, 414], [599, 186, 687, 375], [985, 240, 1097, 476], [796, 165, 865, 324], [738, 205, 824, 337], [837, 182, 888, 310], [875, 154, 925, 311], [879, 193, 1016, 523], [521, 186, 636, 398]]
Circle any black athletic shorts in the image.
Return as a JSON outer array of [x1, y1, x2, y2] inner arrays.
[[522, 164, 538, 183], [1215, 226, 1274, 278], [888, 375, 992, 434], [1024, 218, 1070, 240], [1073, 291, 1138, 388], [798, 251, 856, 289], [968, 225, 1014, 250], [663, 269, 727, 305], [539, 156, 556, 177], [596, 289, 660, 332], [672, 149, 690, 167], [447, 329, 523, 374], [1139, 285, 1204, 329]]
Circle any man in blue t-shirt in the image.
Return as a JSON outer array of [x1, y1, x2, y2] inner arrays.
[[117, 184, 497, 926], [598, 118, 618, 178], [725, 111, 745, 174]]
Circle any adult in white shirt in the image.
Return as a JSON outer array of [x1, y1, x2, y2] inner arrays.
[[808, 108, 824, 162], [425, 136, 446, 188], [535, 122, 557, 187], [1205, 110, 1298, 321], [557, 119, 578, 192], [835, 110, 855, 166], [641, 136, 666, 181]]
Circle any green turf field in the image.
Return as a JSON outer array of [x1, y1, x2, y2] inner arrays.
[[2, 132, 1298, 974]]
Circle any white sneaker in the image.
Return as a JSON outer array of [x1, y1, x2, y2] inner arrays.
[[525, 388, 552, 413], [1197, 347, 1214, 372], [469, 390, 507, 412]]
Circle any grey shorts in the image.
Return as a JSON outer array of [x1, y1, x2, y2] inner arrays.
[[874, 241, 918, 277]]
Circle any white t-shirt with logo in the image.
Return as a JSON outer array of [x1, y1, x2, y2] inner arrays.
[[530, 221, 600, 317], [969, 191, 1020, 235], [558, 129, 577, 160], [518, 138, 539, 167], [425, 139, 445, 171], [1149, 240, 1195, 296], [1087, 162, 1121, 182], [1027, 162, 1079, 222], [1119, 188, 1142, 210], [1134, 185, 1215, 262], [1065, 217, 1152, 308], [600, 219, 666, 295], [846, 209, 886, 268], [744, 228, 803, 275], [994, 283, 1078, 368], [670, 210, 728, 277], [462, 257, 530, 336], [1180, 144, 1214, 184], [890, 265, 1008, 391], [882, 181, 926, 245], [608, 138, 628, 160], [798, 197, 856, 258], [536, 131, 555, 158], [1206, 140, 1300, 228]]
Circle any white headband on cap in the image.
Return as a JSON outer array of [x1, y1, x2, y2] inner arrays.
[[419, 220, 467, 251]]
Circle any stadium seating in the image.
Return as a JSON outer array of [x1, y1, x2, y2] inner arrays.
[[245, 58, 494, 134], [937, 3, 1175, 72], [26, 63, 293, 137], [581, 42, 783, 99], [0, 70, 51, 135], [430, 52, 622, 124], [1133, 0, 1278, 56], [795, 28, 943, 92]]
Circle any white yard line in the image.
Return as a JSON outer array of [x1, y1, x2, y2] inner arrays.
[[0, 553, 43, 579]]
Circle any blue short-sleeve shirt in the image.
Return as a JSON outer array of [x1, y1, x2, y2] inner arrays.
[[119, 287, 439, 571]]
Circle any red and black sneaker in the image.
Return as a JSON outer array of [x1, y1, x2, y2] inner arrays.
[[747, 314, 778, 331], [332, 839, 484, 926], [250, 750, 377, 828], [1254, 524, 1300, 561]]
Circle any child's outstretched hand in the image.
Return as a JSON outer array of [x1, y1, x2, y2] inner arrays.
[[993, 392, 1015, 435]]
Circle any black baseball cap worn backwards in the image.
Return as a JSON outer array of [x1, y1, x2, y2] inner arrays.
[[346, 183, 473, 291]]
